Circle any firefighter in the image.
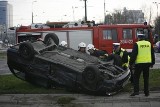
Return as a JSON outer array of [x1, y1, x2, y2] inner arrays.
[[60, 41, 67, 47], [78, 42, 86, 53], [112, 43, 129, 70], [129, 34, 155, 96], [87, 44, 108, 59]]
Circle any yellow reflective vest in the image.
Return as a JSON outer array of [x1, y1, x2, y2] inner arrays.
[[120, 48, 130, 67], [135, 40, 152, 64]]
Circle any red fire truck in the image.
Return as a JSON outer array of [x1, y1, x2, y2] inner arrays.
[[15, 23, 153, 54]]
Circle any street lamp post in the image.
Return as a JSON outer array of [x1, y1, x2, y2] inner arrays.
[[153, 2, 160, 17], [32, 1, 37, 24], [72, 6, 78, 21]]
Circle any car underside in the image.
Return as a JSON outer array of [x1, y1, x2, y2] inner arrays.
[[7, 33, 131, 95]]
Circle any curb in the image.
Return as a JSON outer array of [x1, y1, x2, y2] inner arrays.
[[0, 92, 160, 105]]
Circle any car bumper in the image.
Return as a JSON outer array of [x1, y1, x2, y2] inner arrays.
[[98, 69, 131, 95]]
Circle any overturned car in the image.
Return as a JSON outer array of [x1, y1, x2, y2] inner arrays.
[[7, 33, 130, 95]]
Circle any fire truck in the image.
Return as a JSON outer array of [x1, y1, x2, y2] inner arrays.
[[15, 22, 153, 54]]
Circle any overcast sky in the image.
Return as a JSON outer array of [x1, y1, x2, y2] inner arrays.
[[2, 0, 159, 26]]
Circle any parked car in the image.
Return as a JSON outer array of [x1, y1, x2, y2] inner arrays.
[[154, 41, 160, 53], [7, 33, 131, 95]]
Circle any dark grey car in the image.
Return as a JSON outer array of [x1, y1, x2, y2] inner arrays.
[[7, 33, 130, 95]]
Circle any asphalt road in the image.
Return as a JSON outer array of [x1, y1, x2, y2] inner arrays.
[[0, 58, 10, 75], [0, 53, 160, 75], [154, 53, 160, 69]]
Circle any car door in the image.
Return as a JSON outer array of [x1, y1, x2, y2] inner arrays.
[[99, 28, 118, 54]]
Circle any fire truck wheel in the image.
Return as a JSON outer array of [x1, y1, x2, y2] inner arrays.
[[44, 33, 59, 46], [82, 65, 101, 90], [19, 42, 35, 60]]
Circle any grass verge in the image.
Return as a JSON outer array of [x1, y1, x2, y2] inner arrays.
[[0, 74, 70, 94], [123, 69, 160, 92], [0, 69, 160, 94]]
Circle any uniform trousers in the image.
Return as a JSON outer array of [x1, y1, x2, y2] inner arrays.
[[133, 64, 150, 94]]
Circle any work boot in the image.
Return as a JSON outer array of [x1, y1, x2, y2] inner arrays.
[[130, 92, 139, 96], [145, 93, 150, 97], [144, 91, 149, 97]]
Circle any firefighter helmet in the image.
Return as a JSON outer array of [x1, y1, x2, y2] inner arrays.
[[78, 42, 86, 49], [87, 44, 95, 51], [60, 41, 67, 47]]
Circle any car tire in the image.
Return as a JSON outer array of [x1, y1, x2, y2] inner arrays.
[[44, 33, 59, 46], [19, 42, 35, 60], [82, 65, 101, 90]]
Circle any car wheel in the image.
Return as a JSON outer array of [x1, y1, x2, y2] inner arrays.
[[82, 65, 101, 90], [44, 33, 59, 46], [8, 63, 26, 80], [19, 42, 35, 60], [8, 63, 16, 75]]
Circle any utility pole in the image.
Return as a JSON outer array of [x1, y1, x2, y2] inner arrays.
[[104, 0, 106, 24], [84, 0, 87, 22], [80, 0, 87, 22], [32, 1, 37, 24]]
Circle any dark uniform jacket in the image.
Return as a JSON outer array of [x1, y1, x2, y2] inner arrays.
[[90, 49, 108, 58], [113, 48, 129, 65]]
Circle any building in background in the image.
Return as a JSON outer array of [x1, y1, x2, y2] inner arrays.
[[0, 1, 13, 28], [0, 1, 14, 46], [105, 7, 145, 24], [123, 7, 144, 24]]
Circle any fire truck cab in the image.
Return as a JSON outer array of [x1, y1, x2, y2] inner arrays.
[[16, 23, 153, 54]]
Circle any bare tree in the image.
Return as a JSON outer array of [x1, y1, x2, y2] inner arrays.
[[141, 4, 153, 25], [104, 7, 145, 24], [154, 16, 160, 36]]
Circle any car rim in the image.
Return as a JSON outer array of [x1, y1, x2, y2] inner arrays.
[[46, 37, 55, 45], [86, 70, 95, 81]]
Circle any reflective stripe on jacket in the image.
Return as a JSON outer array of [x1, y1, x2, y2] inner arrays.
[[135, 40, 151, 64]]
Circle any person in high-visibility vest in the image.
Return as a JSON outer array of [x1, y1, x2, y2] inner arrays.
[[112, 43, 130, 70], [129, 34, 155, 97]]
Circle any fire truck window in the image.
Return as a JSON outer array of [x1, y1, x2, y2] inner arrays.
[[112, 29, 118, 42], [103, 30, 112, 40], [123, 29, 132, 39], [103, 29, 117, 41]]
